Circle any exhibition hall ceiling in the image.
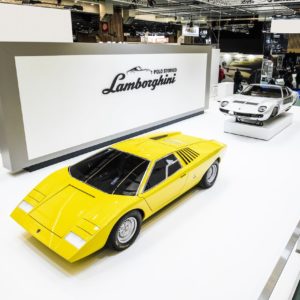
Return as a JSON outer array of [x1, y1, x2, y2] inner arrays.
[[1, 0, 300, 22], [112, 0, 300, 21]]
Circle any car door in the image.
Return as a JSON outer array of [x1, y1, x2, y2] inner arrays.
[[139, 154, 187, 212], [282, 87, 294, 110]]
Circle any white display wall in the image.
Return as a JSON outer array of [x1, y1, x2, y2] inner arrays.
[[0, 3, 72, 42], [15, 53, 207, 159], [0, 43, 212, 171]]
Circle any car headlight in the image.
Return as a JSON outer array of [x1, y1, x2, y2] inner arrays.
[[221, 101, 229, 107], [18, 200, 33, 213], [65, 232, 86, 249], [258, 106, 267, 113]]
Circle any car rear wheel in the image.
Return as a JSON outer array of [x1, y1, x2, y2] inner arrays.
[[108, 210, 142, 251], [199, 160, 219, 189]]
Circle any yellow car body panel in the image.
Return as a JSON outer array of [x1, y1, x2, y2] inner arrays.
[[11, 132, 226, 262]]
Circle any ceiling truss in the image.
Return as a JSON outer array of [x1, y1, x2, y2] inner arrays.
[[112, 0, 300, 21]]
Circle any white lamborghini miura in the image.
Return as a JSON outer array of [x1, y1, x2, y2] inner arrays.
[[219, 84, 298, 125]]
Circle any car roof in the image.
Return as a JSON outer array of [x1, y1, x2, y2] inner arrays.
[[112, 132, 207, 161]]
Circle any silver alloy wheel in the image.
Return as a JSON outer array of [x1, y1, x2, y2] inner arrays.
[[117, 217, 137, 244], [206, 164, 218, 184]]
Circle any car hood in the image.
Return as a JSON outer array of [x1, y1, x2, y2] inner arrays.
[[30, 185, 98, 237], [225, 94, 280, 105], [29, 168, 138, 237]]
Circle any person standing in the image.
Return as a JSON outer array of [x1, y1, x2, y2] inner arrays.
[[218, 65, 225, 83], [296, 68, 300, 90], [284, 69, 293, 89], [272, 66, 279, 80], [234, 69, 243, 93]]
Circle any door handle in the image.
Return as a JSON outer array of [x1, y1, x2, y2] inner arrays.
[[180, 173, 186, 178]]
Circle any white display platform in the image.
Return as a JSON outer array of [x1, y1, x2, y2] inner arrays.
[[224, 113, 293, 141], [216, 82, 234, 101], [0, 102, 300, 300]]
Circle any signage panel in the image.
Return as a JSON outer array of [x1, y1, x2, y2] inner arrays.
[[182, 25, 200, 37], [15, 53, 207, 159], [271, 19, 300, 34], [0, 43, 212, 171]]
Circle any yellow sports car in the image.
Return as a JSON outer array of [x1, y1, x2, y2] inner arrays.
[[11, 132, 226, 262]]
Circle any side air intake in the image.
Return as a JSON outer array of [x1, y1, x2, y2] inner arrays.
[[176, 148, 199, 165]]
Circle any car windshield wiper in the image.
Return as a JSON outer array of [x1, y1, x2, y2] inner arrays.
[[84, 153, 122, 183], [112, 161, 147, 195]]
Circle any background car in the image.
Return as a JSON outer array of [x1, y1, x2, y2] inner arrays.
[[11, 132, 226, 263], [219, 84, 298, 125]]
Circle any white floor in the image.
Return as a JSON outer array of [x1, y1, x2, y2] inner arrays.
[[1, 102, 300, 300]]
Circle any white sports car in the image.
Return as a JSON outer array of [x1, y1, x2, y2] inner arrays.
[[219, 84, 298, 125]]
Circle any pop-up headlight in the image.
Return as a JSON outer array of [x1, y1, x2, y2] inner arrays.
[[258, 106, 267, 112], [221, 101, 229, 107], [64, 232, 86, 249], [18, 200, 34, 213]]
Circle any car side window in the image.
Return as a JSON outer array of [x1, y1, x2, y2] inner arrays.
[[144, 154, 181, 192], [167, 157, 181, 177], [282, 88, 288, 98]]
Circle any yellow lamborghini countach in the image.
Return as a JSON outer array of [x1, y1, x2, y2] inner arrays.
[[11, 132, 226, 262]]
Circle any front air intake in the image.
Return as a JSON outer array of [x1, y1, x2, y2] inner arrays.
[[150, 134, 169, 140]]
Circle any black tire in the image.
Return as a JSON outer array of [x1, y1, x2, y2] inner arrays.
[[107, 210, 142, 251], [257, 121, 264, 127], [271, 107, 278, 118], [199, 160, 219, 189]]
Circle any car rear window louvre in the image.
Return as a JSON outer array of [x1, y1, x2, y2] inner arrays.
[[176, 148, 199, 165]]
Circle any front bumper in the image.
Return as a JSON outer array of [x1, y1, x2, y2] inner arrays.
[[220, 108, 268, 120], [11, 208, 82, 262]]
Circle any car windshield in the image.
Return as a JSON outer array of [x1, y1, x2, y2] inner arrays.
[[241, 85, 282, 98], [69, 148, 149, 196]]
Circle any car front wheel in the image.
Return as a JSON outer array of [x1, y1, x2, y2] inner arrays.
[[271, 106, 278, 118], [199, 160, 219, 189], [108, 210, 142, 251]]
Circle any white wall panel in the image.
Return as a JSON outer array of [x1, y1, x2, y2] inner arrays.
[[15, 53, 207, 160], [0, 4, 72, 42], [271, 19, 300, 34]]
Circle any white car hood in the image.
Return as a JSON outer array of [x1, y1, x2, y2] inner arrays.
[[224, 94, 279, 105], [222, 94, 279, 114]]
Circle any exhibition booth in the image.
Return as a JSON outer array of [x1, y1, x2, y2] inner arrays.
[[0, 43, 213, 172], [1, 3, 300, 300]]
